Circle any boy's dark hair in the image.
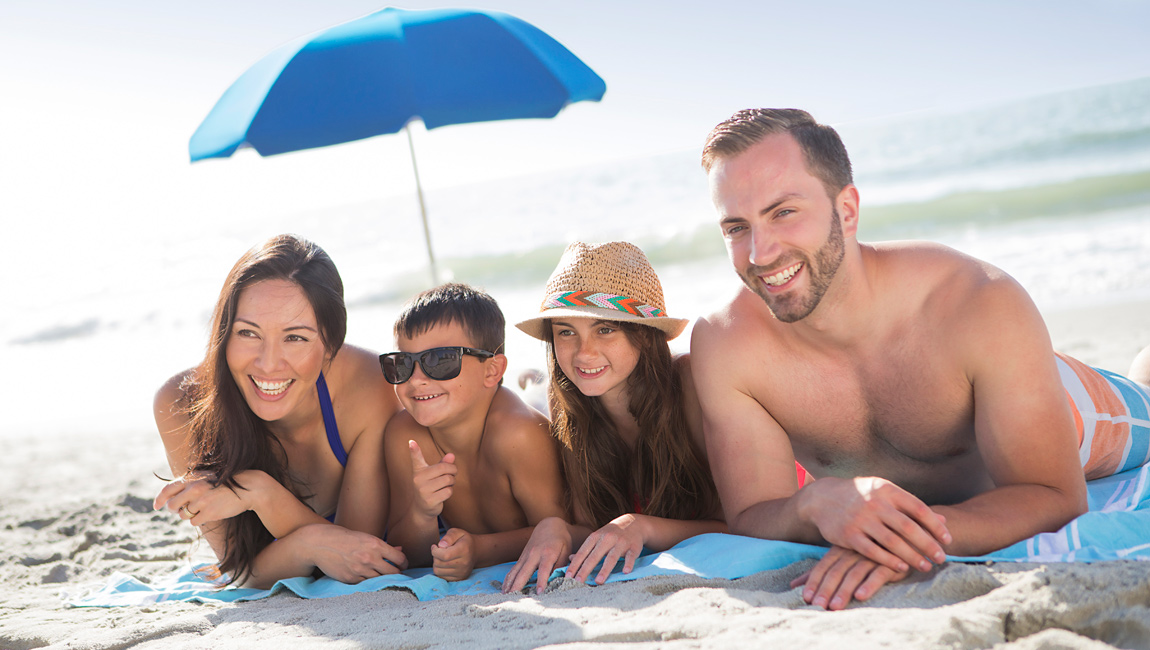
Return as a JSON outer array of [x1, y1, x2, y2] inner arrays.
[[394, 282, 505, 354]]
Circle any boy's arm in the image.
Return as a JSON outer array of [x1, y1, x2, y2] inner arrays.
[[435, 403, 567, 580], [383, 415, 445, 567]]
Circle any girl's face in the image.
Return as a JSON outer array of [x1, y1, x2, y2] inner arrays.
[[550, 317, 640, 405], [225, 279, 329, 424]]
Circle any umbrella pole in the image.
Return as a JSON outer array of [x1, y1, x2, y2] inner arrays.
[[406, 124, 439, 285]]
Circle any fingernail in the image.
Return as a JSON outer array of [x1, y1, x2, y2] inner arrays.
[[813, 596, 827, 608], [919, 560, 931, 571], [829, 596, 842, 609], [897, 562, 909, 572], [934, 552, 946, 563], [803, 588, 813, 601]]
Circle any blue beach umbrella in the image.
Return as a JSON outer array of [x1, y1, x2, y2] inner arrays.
[[189, 7, 606, 283]]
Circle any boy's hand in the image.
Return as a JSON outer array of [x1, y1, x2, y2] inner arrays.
[[409, 440, 457, 517], [431, 528, 475, 581]]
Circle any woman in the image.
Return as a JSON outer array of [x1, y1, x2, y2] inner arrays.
[[152, 234, 406, 588], [502, 241, 729, 594]]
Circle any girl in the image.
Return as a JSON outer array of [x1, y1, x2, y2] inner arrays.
[[153, 234, 406, 587], [502, 241, 727, 594]]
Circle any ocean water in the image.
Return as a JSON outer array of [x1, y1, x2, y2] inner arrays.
[[5, 77, 1150, 438]]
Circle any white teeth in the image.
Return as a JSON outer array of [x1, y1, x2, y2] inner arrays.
[[413, 395, 439, 401], [579, 366, 606, 376], [253, 378, 292, 395], [763, 263, 801, 287]]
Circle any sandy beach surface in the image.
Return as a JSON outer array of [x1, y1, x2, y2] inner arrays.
[[3, 301, 1148, 650]]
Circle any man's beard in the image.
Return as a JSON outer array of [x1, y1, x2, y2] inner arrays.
[[739, 208, 845, 323]]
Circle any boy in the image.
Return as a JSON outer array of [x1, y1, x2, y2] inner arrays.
[[382, 283, 567, 581]]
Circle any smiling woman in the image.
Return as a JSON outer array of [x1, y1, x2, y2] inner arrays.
[[151, 234, 407, 588]]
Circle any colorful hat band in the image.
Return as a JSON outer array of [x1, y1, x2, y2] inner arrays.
[[542, 291, 666, 319]]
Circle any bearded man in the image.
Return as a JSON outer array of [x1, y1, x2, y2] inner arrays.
[[691, 108, 1150, 610]]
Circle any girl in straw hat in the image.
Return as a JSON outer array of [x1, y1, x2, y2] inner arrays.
[[502, 241, 726, 594]]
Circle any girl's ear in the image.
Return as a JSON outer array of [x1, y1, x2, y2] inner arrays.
[[484, 353, 509, 388]]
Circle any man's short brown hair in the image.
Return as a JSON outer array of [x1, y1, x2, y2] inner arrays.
[[701, 108, 853, 199]]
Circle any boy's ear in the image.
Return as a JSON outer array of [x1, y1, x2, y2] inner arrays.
[[483, 353, 509, 388]]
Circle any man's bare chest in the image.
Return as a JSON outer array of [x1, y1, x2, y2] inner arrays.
[[755, 346, 977, 472]]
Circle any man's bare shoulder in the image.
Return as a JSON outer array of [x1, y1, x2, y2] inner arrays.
[[870, 241, 1019, 308]]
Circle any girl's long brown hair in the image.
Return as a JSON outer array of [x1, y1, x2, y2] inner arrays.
[[547, 321, 718, 528], [178, 234, 346, 584]]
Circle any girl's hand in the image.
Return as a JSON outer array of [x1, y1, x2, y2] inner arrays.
[[300, 524, 408, 583], [566, 513, 646, 585], [502, 517, 572, 594], [153, 471, 263, 526]]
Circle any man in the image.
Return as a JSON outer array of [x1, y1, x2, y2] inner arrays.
[[691, 108, 1150, 610]]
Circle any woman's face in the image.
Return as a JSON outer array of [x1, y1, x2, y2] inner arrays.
[[550, 317, 640, 405], [225, 279, 329, 423]]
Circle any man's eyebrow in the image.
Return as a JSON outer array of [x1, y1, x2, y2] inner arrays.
[[759, 193, 804, 216]]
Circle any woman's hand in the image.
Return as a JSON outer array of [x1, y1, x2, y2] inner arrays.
[[566, 513, 647, 586], [790, 545, 911, 610], [502, 516, 572, 594], [296, 524, 408, 583], [153, 470, 266, 526]]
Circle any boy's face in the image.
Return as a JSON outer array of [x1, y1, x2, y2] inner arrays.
[[394, 319, 497, 429]]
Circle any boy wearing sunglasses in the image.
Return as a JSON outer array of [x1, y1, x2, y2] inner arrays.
[[381, 283, 567, 582]]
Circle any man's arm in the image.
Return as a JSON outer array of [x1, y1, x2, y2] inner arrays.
[[690, 315, 820, 542], [934, 274, 1087, 555]]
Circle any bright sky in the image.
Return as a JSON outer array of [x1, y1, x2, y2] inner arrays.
[[2, 0, 1150, 272]]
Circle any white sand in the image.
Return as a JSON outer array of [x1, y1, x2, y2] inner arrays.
[[2, 302, 1148, 650]]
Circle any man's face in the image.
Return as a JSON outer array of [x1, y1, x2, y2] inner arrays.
[[707, 133, 847, 323]]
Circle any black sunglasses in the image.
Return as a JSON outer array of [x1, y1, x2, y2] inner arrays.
[[379, 346, 495, 384]]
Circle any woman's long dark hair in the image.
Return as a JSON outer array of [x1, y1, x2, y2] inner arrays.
[[178, 234, 346, 584], [547, 321, 718, 528]]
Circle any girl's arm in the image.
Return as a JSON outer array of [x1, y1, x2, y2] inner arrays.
[[565, 514, 726, 585]]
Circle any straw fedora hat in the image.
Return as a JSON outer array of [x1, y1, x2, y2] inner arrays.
[[516, 241, 688, 341]]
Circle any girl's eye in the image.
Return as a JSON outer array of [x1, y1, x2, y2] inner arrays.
[[597, 327, 615, 335], [555, 328, 574, 337]]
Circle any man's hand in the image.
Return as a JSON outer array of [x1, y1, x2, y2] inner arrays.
[[566, 513, 646, 586], [791, 545, 910, 610], [409, 440, 456, 518], [431, 528, 475, 581], [503, 517, 573, 594], [802, 476, 951, 573]]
